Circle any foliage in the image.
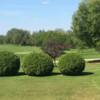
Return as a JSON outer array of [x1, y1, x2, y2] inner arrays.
[[0, 35, 5, 44], [66, 31, 88, 49], [40, 30, 72, 59], [22, 52, 54, 76], [72, 0, 100, 47], [95, 41, 100, 52], [32, 30, 74, 59], [0, 28, 85, 49], [6, 28, 32, 45], [0, 51, 20, 76], [58, 53, 85, 75], [42, 39, 70, 59], [32, 30, 46, 46]]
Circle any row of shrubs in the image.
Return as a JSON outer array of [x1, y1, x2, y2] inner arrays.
[[0, 51, 85, 76]]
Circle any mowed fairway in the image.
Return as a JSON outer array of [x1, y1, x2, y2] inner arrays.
[[0, 63, 100, 100], [0, 45, 42, 62], [0, 45, 100, 100]]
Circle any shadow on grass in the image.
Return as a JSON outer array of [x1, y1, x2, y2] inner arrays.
[[0, 72, 94, 77], [80, 72, 94, 76], [31, 72, 61, 77], [51, 72, 61, 76], [0, 72, 26, 77], [63, 72, 94, 77], [0, 72, 61, 77], [16, 72, 26, 76]]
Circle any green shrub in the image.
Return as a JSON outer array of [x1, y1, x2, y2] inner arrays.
[[22, 52, 54, 76], [0, 51, 20, 76], [58, 53, 85, 75]]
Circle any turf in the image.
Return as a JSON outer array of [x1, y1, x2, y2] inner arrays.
[[0, 45, 100, 59], [0, 44, 42, 53], [0, 63, 100, 100], [65, 48, 100, 59], [0, 44, 42, 62], [0, 45, 100, 100]]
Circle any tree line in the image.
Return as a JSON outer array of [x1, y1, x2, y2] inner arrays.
[[0, 0, 100, 51], [0, 28, 86, 48]]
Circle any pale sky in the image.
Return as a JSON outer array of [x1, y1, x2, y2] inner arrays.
[[0, 0, 80, 34]]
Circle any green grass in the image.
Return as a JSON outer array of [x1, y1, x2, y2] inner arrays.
[[0, 44, 42, 53], [0, 44, 42, 62], [0, 45, 100, 59], [0, 63, 100, 100], [65, 48, 100, 59], [0, 45, 100, 100]]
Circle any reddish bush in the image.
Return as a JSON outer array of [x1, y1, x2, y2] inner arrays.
[[42, 39, 72, 59]]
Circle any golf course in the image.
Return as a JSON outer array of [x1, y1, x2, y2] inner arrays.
[[0, 45, 100, 100]]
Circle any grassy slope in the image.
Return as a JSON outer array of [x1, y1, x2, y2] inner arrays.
[[0, 63, 100, 100]]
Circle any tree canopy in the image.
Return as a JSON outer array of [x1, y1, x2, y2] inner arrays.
[[6, 28, 32, 45], [72, 0, 100, 47]]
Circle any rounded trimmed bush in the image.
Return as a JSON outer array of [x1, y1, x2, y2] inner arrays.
[[22, 52, 54, 76], [0, 51, 20, 76], [58, 53, 85, 75]]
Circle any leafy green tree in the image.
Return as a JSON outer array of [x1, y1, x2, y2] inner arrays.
[[32, 30, 72, 47], [32, 30, 46, 46], [0, 35, 5, 44], [6, 28, 31, 45], [72, 0, 100, 47]]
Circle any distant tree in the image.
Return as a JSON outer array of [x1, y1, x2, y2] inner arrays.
[[32, 30, 46, 46], [41, 30, 72, 59], [32, 29, 72, 47], [72, 0, 100, 47], [0, 35, 5, 44], [6, 28, 31, 45]]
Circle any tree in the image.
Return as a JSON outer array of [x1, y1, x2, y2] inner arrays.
[[6, 28, 32, 45], [32, 30, 73, 47], [41, 30, 72, 59], [0, 35, 5, 44], [32, 30, 46, 46], [72, 0, 100, 47], [32, 30, 74, 59]]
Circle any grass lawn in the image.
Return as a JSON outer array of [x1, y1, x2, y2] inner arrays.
[[0, 45, 100, 100], [0, 45, 100, 59], [0, 63, 100, 100], [65, 48, 100, 59], [0, 44, 42, 62], [0, 44, 42, 53]]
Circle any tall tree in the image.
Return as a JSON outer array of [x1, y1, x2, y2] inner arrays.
[[72, 0, 100, 47]]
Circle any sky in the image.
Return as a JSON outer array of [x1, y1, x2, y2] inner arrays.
[[0, 0, 80, 35]]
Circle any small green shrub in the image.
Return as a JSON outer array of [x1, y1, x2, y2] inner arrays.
[[22, 52, 54, 76], [0, 51, 20, 76], [58, 53, 85, 75]]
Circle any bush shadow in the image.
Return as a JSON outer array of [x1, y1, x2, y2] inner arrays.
[[80, 72, 94, 76], [15, 72, 26, 76], [32, 72, 61, 77], [0, 72, 26, 77], [63, 72, 94, 77], [50, 72, 61, 76]]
